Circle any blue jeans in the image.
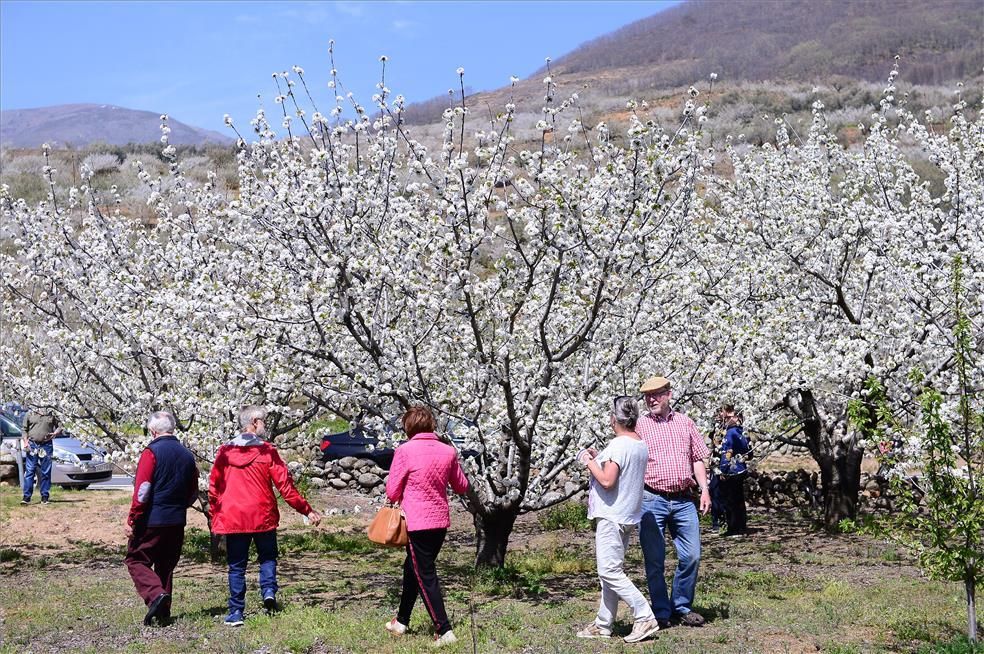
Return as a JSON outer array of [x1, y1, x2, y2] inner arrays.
[[226, 530, 278, 613], [638, 491, 701, 620], [23, 441, 53, 500]]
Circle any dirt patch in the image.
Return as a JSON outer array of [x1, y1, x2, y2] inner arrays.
[[0, 486, 397, 555]]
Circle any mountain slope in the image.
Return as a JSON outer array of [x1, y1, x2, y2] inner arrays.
[[401, 0, 981, 125], [0, 104, 233, 148], [548, 0, 982, 87]]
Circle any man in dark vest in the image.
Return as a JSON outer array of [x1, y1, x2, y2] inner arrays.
[[124, 410, 199, 626]]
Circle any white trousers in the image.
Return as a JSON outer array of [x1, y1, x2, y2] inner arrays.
[[594, 518, 656, 628]]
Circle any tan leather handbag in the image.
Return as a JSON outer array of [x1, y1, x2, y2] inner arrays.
[[367, 503, 408, 547]]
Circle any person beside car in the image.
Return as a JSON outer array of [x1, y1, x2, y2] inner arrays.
[[208, 405, 322, 627], [384, 405, 469, 648], [124, 411, 199, 626], [20, 407, 62, 505]]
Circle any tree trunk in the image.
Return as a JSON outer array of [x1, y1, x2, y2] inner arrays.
[[817, 442, 864, 530], [210, 533, 227, 564], [473, 508, 518, 568], [784, 388, 864, 530], [197, 490, 226, 564], [967, 570, 978, 644]]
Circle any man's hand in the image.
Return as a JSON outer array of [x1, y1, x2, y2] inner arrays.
[[698, 487, 711, 515], [124, 523, 133, 538], [307, 510, 322, 526]]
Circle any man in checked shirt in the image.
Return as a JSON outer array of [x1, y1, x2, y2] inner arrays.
[[636, 376, 711, 628]]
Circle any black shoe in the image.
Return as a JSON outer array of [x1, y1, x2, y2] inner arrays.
[[20, 498, 30, 505], [673, 611, 705, 627], [656, 619, 672, 630], [41, 497, 50, 505], [159, 596, 172, 625], [263, 591, 277, 612], [144, 592, 170, 626]]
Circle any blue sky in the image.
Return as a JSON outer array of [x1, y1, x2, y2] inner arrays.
[[0, 1, 680, 132]]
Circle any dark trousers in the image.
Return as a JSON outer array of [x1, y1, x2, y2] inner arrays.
[[125, 525, 185, 605], [398, 528, 450, 635], [709, 474, 726, 528], [719, 474, 747, 534]]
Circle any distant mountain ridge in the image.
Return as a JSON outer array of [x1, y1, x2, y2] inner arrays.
[[0, 104, 233, 149], [401, 0, 982, 124], [547, 0, 982, 86]]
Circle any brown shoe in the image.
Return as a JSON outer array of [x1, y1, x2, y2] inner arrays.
[[674, 611, 705, 627]]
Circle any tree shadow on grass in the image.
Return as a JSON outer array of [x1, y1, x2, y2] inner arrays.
[[693, 601, 730, 624], [170, 605, 227, 622]]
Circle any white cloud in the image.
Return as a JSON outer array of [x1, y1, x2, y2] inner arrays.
[[333, 2, 366, 18], [390, 19, 418, 35]]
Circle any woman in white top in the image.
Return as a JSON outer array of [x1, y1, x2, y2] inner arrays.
[[576, 396, 661, 644]]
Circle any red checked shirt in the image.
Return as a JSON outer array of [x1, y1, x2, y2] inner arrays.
[[637, 409, 709, 493]]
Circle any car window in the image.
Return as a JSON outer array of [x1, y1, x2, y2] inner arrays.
[[0, 415, 22, 438]]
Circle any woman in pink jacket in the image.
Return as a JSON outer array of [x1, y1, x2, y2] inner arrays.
[[384, 406, 469, 648]]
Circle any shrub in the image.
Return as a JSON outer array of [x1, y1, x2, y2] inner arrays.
[[182, 527, 212, 563], [538, 501, 590, 532]]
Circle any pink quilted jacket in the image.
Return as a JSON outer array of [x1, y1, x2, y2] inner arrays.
[[385, 432, 470, 531]]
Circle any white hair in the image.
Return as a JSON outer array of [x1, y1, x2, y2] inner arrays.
[[238, 405, 267, 429], [146, 411, 176, 434]]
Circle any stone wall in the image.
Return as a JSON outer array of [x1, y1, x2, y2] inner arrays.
[[0, 447, 18, 486], [302, 456, 389, 499], [743, 468, 901, 512]]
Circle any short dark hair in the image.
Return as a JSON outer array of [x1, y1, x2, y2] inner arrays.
[[402, 405, 435, 438]]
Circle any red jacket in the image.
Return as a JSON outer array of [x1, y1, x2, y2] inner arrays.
[[208, 437, 313, 534]]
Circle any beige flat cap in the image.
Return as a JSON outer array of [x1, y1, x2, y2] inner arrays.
[[639, 376, 671, 393]]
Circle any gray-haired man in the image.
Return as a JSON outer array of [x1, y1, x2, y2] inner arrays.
[[124, 411, 199, 626]]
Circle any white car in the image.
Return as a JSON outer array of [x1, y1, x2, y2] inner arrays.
[[0, 412, 113, 489]]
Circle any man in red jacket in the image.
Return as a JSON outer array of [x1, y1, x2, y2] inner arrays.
[[209, 405, 322, 626]]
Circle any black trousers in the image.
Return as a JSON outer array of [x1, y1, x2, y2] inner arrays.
[[398, 528, 450, 635], [719, 474, 748, 534]]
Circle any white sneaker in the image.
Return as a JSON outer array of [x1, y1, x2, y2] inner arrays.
[[385, 618, 407, 635], [624, 617, 660, 643], [432, 630, 458, 647], [576, 622, 612, 639]]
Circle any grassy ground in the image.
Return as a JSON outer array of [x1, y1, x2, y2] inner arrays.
[[0, 485, 977, 654]]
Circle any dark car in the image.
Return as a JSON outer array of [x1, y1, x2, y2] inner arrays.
[[446, 419, 481, 460], [319, 427, 395, 470]]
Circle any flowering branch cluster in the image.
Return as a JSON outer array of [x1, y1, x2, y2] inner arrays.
[[1, 63, 980, 529]]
